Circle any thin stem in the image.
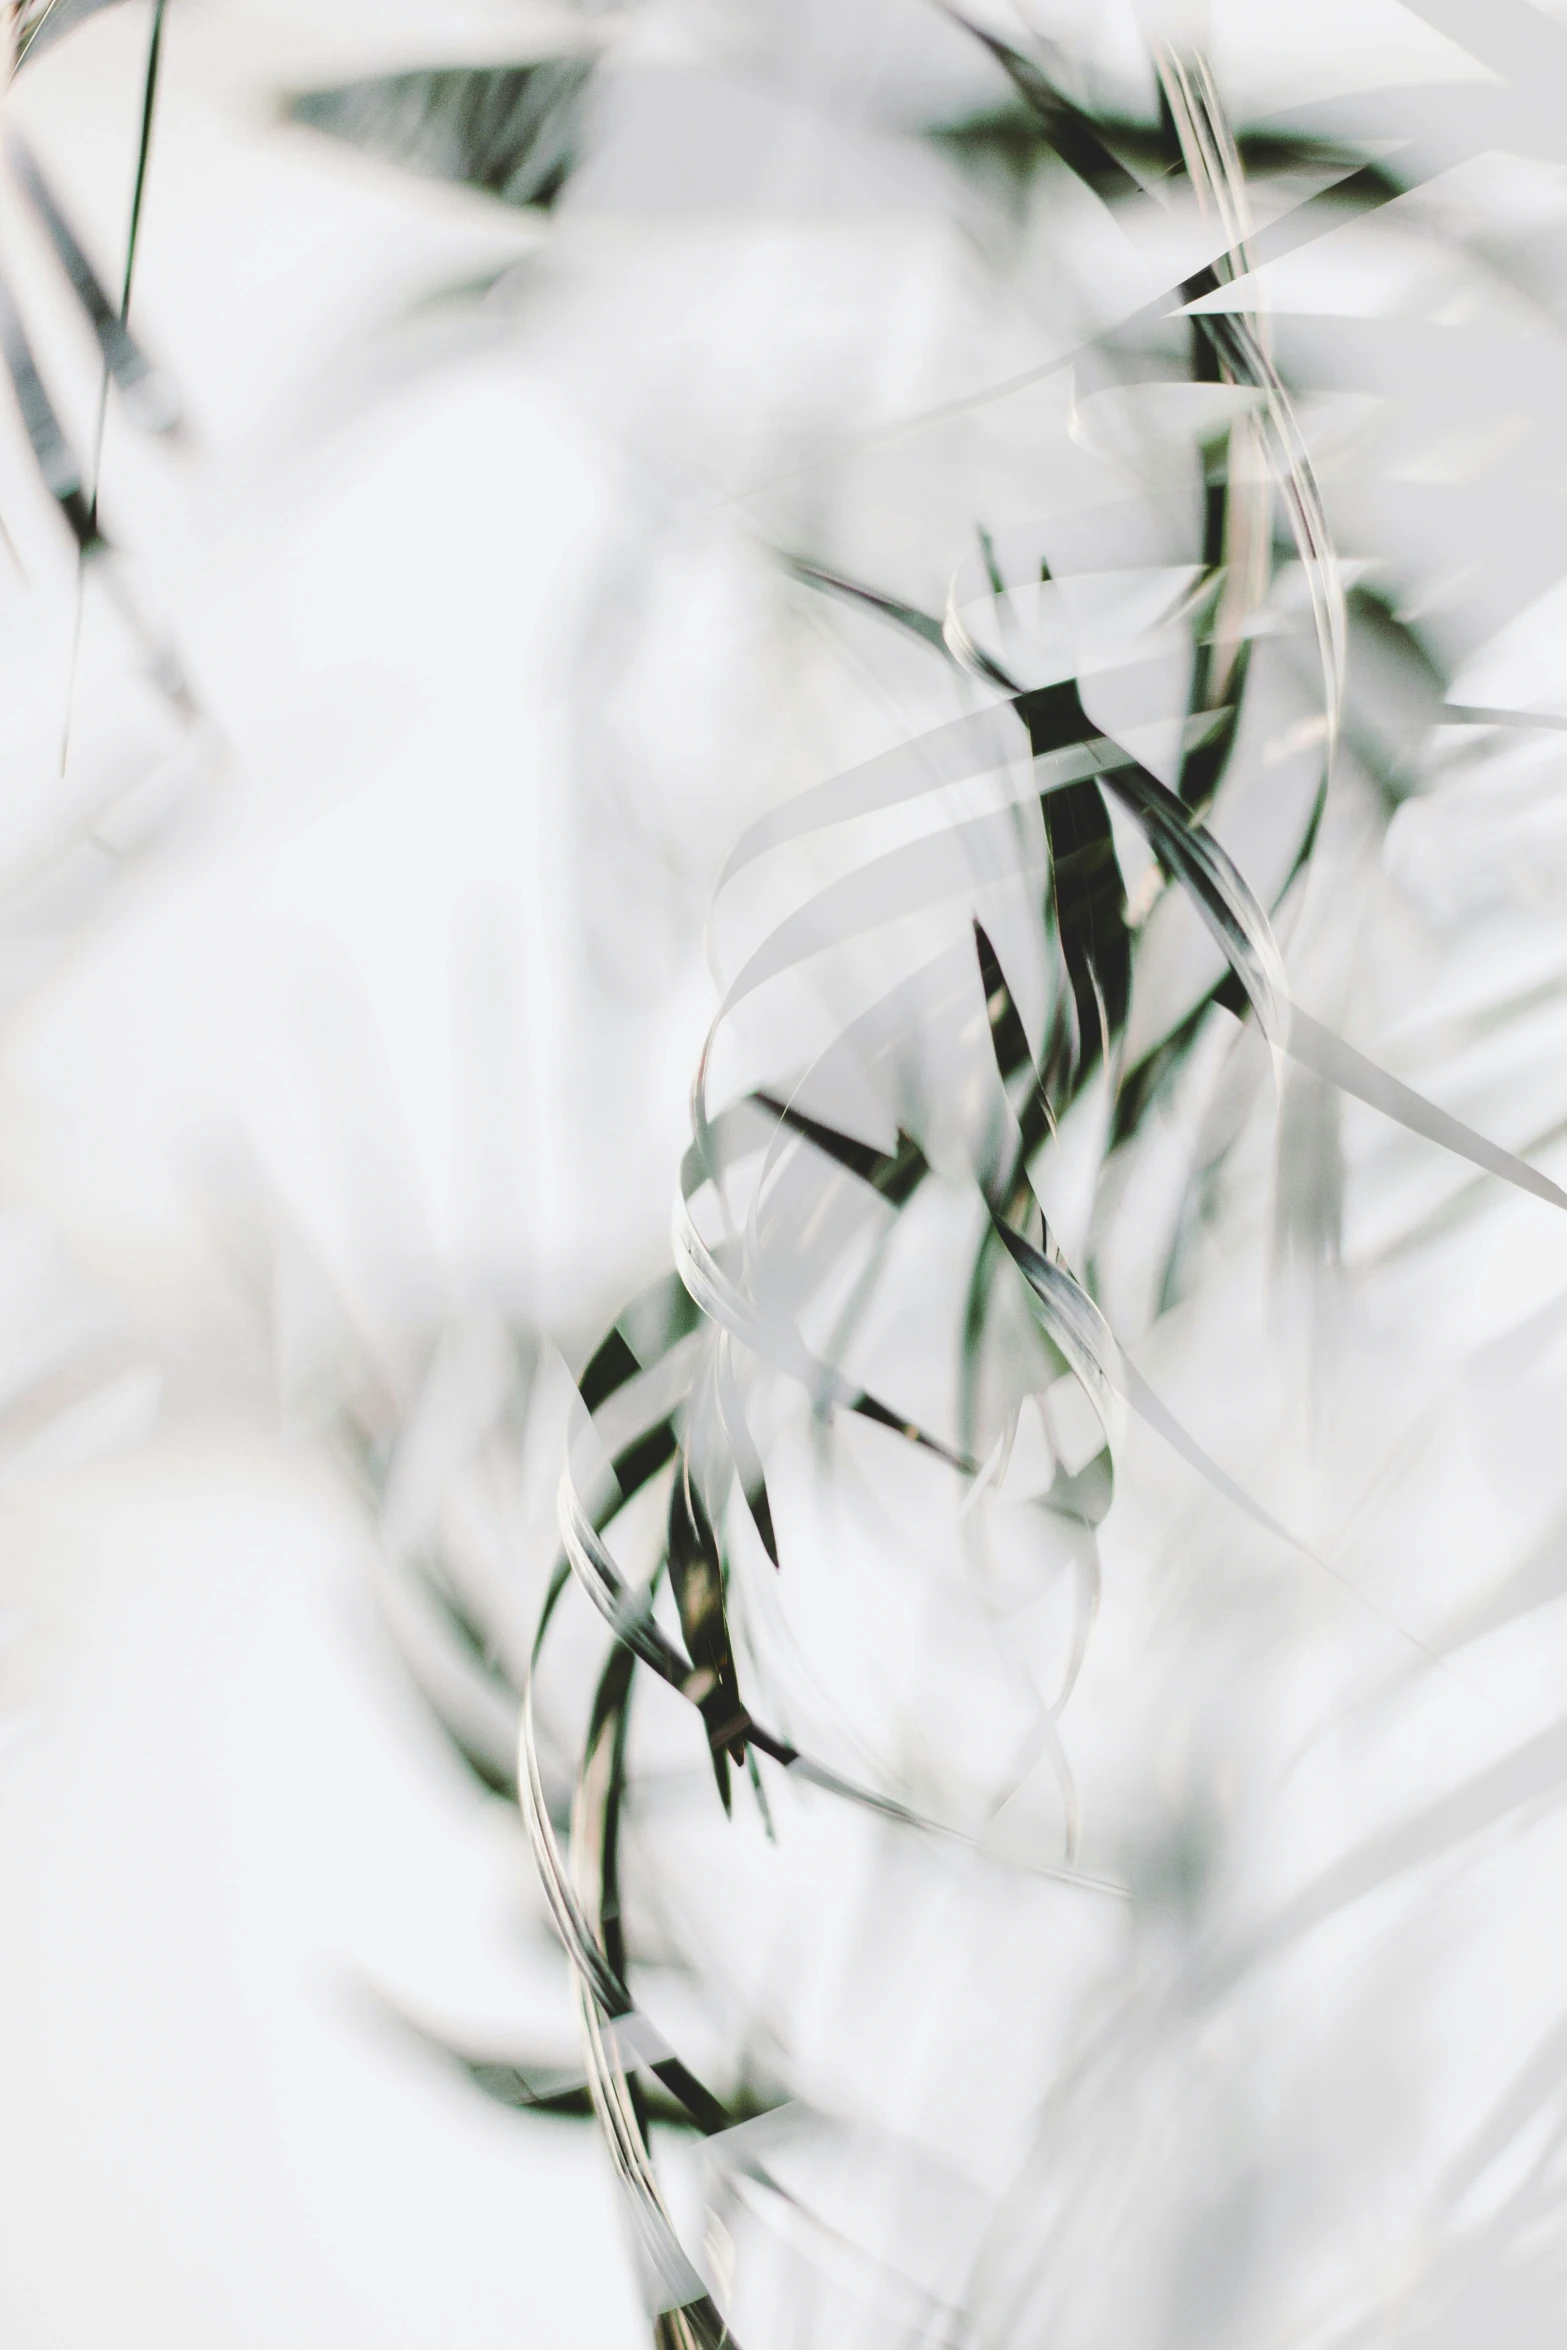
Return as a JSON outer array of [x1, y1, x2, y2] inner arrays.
[[61, 0, 164, 774]]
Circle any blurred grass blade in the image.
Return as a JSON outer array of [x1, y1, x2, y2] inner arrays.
[[288, 59, 593, 212], [7, 134, 179, 434], [12, 0, 127, 69], [0, 266, 100, 548]]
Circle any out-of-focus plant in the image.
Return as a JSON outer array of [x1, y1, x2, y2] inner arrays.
[[26, 2, 1566, 2344]]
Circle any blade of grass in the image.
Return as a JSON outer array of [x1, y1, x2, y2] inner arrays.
[[61, 0, 164, 775]]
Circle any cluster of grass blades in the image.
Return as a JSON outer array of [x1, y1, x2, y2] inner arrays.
[[283, 12, 1567, 2345]]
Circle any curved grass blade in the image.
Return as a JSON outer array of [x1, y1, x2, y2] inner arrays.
[[1283, 1006, 1567, 1217], [567, 1647, 740, 2342]]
